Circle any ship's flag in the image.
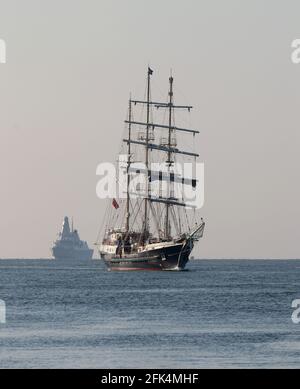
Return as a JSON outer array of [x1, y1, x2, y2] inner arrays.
[[112, 198, 119, 209]]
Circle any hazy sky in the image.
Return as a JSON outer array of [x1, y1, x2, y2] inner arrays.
[[0, 0, 300, 258]]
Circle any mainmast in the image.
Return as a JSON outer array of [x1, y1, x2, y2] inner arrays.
[[125, 97, 132, 234], [165, 74, 174, 239], [143, 67, 153, 238]]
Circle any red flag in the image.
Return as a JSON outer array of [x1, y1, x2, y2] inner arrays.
[[112, 198, 119, 209]]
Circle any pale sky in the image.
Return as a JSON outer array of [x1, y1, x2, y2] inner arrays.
[[0, 0, 300, 258]]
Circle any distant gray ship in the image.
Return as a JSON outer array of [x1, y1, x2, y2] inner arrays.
[[52, 216, 93, 260]]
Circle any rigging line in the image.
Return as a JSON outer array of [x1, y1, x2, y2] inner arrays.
[[130, 196, 139, 218], [95, 200, 110, 243], [103, 202, 111, 234], [154, 203, 161, 233], [130, 198, 144, 232], [106, 204, 113, 235], [170, 205, 180, 236], [132, 201, 142, 229], [173, 83, 194, 112], [131, 200, 145, 244], [178, 208, 182, 235], [184, 206, 191, 233], [112, 210, 117, 227], [136, 79, 148, 125], [101, 204, 110, 239], [149, 202, 161, 237], [139, 198, 147, 229], [119, 200, 127, 231], [156, 202, 165, 231], [162, 104, 167, 128], [151, 77, 168, 107], [115, 106, 131, 162]]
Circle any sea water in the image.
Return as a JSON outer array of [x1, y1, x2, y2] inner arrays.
[[0, 259, 299, 368]]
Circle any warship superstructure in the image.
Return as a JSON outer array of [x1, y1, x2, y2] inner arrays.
[[52, 217, 93, 260]]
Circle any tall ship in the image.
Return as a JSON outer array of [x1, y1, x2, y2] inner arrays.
[[52, 216, 93, 260], [97, 68, 205, 271]]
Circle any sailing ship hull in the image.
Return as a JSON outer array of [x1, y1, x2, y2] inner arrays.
[[99, 241, 193, 271]]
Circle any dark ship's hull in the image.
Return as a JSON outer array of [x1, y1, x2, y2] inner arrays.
[[52, 246, 93, 260], [100, 241, 193, 271]]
